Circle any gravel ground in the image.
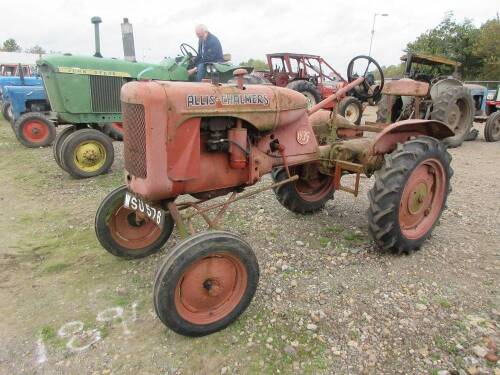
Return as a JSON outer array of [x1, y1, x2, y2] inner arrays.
[[0, 108, 499, 375]]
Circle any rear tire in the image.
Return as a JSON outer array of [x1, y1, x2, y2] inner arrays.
[[103, 122, 123, 141], [95, 185, 174, 259], [431, 86, 474, 148], [376, 95, 403, 123], [367, 136, 452, 254], [154, 231, 259, 337], [272, 164, 334, 214], [60, 128, 114, 178], [286, 80, 321, 109], [338, 96, 363, 125], [14, 112, 56, 148], [484, 112, 500, 142]]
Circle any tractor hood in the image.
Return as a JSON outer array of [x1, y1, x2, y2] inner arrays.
[[37, 54, 188, 81], [121, 80, 308, 132]]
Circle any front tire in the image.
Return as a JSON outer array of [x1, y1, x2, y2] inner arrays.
[[53, 126, 77, 171], [338, 96, 363, 125], [95, 185, 174, 259], [154, 231, 259, 337], [431, 86, 474, 148], [1, 102, 12, 122], [272, 163, 334, 214], [484, 112, 500, 142], [367, 136, 452, 254], [60, 128, 114, 178], [14, 112, 56, 147]]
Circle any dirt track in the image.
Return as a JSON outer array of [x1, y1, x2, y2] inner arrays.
[[0, 109, 499, 375]]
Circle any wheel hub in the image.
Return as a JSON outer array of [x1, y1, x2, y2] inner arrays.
[[345, 104, 359, 123], [23, 121, 48, 141], [408, 182, 428, 214], [73, 140, 107, 171], [448, 103, 460, 129]]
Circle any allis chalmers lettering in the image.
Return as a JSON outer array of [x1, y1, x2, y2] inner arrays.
[[187, 94, 270, 107]]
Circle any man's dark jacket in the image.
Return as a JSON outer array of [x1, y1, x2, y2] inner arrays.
[[195, 32, 223, 63]]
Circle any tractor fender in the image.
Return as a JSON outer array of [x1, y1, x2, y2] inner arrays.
[[371, 119, 454, 155]]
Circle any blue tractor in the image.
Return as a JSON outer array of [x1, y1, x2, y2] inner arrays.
[[0, 66, 43, 122]]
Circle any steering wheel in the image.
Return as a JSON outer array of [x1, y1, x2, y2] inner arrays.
[[346, 55, 384, 100], [180, 43, 198, 57]]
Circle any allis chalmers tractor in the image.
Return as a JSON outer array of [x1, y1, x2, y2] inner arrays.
[[262, 53, 370, 125], [95, 56, 454, 337]]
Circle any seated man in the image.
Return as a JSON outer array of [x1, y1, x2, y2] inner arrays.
[[188, 24, 224, 81]]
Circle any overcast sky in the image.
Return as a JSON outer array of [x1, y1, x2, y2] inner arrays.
[[1, 0, 498, 74]]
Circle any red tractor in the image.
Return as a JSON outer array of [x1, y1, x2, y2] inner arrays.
[[262, 53, 372, 125], [95, 56, 454, 337]]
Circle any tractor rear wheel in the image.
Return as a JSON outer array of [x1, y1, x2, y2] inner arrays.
[[153, 231, 259, 337], [338, 96, 363, 125], [272, 163, 334, 214], [367, 136, 452, 254], [1, 102, 12, 123], [431, 86, 474, 148], [286, 80, 321, 109], [53, 126, 77, 171], [484, 112, 500, 142], [376, 95, 403, 123], [95, 185, 174, 258], [103, 122, 124, 141], [60, 128, 114, 178], [14, 112, 56, 148]]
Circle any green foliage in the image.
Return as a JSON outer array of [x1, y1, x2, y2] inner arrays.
[[404, 12, 499, 80], [240, 58, 269, 71], [379, 63, 405, 79], [1, 38, 21, 52], [26, 45, 46, 54]]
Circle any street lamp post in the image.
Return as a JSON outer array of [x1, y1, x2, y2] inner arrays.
[[368, 13, 388, 57]]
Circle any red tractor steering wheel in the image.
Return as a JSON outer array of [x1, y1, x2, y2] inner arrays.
[[347, 55, 384, 100]]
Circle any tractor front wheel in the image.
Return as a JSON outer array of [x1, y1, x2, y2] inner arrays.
[[153, 231, 259, 336], [367, 136, 452, 254], [14, 112, 56, 147], [53, 126, 77, 171], [272, 164, 334, 214], [1, 102, 13, 123], [103, 122, 124, 141], [484, 112, 500, 142], [338, 96, 363, 125], [95, 185, 174, 259], [60, 128, 114, 178]]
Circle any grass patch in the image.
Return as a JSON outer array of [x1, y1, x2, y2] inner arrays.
[[40, 325, 56, 341], [438, 298, 451, 309], [323, 225, 343, 234], [343, 231, 365, 244], [43, 262, 70, 274]]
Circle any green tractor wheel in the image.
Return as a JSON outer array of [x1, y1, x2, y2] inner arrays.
[[60, 128, 114, 178], [14, 112, 56, 148], [53, 126, 77, 171], [484, 112, 500, 142]]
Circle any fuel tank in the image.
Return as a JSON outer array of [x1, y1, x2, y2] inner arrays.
[[121, 80, 318, 201]]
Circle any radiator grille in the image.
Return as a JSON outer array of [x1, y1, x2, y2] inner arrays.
[[122, 103, 147, 178], [90, 76, 124, 112]]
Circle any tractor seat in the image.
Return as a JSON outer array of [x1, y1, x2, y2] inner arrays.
[[382, 78, 429, 97]]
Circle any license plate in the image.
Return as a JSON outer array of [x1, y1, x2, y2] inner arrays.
[[124, 192, 165, 227]]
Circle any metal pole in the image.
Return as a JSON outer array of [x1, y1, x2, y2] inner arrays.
[[368, 13, 376, 57]]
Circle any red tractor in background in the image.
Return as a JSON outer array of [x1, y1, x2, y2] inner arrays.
[[260, 53, 374, 125]]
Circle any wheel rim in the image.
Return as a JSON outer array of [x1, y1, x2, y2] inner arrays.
[[22, 120, 49, 143], [302, 92, 316, 109], [447, 99, 470, 136], [344, 103, 360, 123], [489, 115, 500, 140], [174, 252, 247, 325], [399, 159, 446, 240], [73, 140, 107, 172], [108, 202, 163, 250], [292, 164, 334, 202]]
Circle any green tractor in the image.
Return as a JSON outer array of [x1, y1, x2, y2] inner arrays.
[[35, 17, 248, 179]]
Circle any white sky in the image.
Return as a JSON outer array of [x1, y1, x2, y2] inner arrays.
[[0, 0, 498, 74]]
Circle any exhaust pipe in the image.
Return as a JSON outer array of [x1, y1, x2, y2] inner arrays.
[[121, 18, 136, 62], [91, 16, 103, 58]]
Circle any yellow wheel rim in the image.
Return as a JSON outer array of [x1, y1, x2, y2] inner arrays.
[[73, 140, 107, 172]]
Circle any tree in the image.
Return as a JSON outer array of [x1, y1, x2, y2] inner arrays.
[[2, 38, 22, 52], [405, 12, 481, 79], [473, 18, 500, 80], [26, 45, 46, 55], [239, 58, 268, 71]]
